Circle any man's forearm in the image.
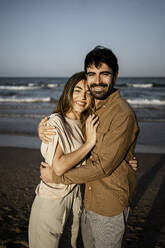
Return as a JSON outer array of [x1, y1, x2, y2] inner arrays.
[[52, 158, 105, 184], [52, 141, 95, 176]]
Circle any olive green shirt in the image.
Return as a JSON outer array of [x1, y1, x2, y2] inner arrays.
[[53, 89, 139, 216]]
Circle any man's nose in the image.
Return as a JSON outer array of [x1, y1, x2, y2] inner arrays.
[[95, 75, 101, 84]]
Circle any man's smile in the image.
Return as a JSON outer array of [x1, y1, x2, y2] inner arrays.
[[92, 86, 107, 92]]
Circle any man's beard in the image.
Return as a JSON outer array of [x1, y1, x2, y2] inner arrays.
[[89, 82, 113, 100]]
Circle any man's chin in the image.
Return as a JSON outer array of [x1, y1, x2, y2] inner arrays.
[[91, 91, 107, 100]]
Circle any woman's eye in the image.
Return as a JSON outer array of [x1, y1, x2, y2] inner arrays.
[[86, 91, 91, 95]]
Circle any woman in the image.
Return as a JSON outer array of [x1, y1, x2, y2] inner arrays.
[[29, 72, 99, 248], [29, 72, 138, 248]]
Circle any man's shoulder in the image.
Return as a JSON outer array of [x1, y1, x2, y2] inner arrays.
[[118, 96, 134, 115], [108, 91, 134, 117], [110, 95, 138, 131]]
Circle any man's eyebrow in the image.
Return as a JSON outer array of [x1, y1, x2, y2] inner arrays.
[[100, 71, 112, 74]]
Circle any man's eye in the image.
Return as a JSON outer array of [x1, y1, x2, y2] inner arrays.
[[86, 91, 91, 95], [88, 73, 94, 77], [74, 90, 80, 92], [102, 72, 113, 77]]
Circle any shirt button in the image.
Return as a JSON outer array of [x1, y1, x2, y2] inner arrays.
[[89, 186, 92, 190], [90, 155, 93, 159], [103, 105, 106, 108]]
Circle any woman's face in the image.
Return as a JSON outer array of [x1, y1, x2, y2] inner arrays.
[[71, 80, 92, 114]]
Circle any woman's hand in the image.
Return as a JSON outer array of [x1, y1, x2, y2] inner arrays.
[[85, 114, 99, 148], [38, 116, 56, 143], [128, 157, 138, 171]]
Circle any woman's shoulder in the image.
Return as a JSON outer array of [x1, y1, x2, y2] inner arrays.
[[49, 112, 63, 120], [47, 113, 65, 127]]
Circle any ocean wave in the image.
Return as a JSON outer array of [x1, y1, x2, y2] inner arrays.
[[117, 82, 165, 88], [0, 85, 41, 91], [0, 83, 58, 91], [47, 84, 58, 88], [0, 97, 53, 103], [127, 83, 153, 88], [0, 113, 45, 118], [127, 99, 165, 106]]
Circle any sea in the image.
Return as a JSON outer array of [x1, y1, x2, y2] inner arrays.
[[0, 77, 165, 136]]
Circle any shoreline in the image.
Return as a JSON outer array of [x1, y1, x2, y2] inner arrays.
[[0, 134, 165, 154], [0, 120, 165, 154]]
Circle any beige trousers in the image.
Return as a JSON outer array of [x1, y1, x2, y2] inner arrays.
[[28, 185, 82, 248]]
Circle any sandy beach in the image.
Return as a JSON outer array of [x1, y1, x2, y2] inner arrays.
[[0, 120, 165, 248]]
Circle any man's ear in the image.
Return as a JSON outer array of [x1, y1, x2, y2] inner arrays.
[[112, 72, 119, 88], [114, 72, 119, 82]]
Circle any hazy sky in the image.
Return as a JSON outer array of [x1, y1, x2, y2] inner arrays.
[[0, 0, 165, 77]]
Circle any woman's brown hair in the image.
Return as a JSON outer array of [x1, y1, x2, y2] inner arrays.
[[53, 71, 95, 137]]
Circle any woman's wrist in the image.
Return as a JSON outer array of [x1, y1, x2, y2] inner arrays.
[[85, 140, 95, 149]]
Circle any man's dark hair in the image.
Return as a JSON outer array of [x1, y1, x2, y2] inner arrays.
[[84, 46, 119, 74]]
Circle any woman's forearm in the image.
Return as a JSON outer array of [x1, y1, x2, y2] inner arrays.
[[52, 114, 98, 177], [52, 141, 93, 176]]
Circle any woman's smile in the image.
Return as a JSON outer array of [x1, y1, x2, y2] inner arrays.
[[75, 100, 87, 107]]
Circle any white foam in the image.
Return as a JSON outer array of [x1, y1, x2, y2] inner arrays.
[[0, 85, 40, 90], [127, 99, 165, 106], [0, 113, 45, 118], [0, 97, 51, 103], [47, 84, 57, 88], [127, 83, 153, 88]]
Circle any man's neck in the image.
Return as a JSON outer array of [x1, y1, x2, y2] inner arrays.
[[94, 88, 117, 107], [94, 94, 110, 107], [94, 99, 101, 107]]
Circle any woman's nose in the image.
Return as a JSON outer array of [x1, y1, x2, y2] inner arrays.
[[80, 91, 86, 99]]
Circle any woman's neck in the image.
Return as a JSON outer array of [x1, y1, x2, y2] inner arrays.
[[66, 111, 81, 120]]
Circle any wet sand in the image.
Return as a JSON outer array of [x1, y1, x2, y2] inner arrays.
[[0, 147, 165, 247]]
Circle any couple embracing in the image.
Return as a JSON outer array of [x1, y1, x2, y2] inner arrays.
[[29, 46, 139, 248]]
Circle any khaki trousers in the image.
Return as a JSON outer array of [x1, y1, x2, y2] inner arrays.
[[29, 185, 82, 248]]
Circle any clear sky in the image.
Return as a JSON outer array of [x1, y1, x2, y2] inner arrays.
[[0, 0, 165, 77]]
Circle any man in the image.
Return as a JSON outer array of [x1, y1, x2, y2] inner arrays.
[[40, 46, 139, 247]]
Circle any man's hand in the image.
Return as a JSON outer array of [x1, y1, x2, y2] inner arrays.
[[128, 157, 138, 171], [40, 162, 54, 183], [38, 117, 56, 143]]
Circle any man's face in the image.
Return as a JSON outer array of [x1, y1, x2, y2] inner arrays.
[[86, 63, 116, 100]]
